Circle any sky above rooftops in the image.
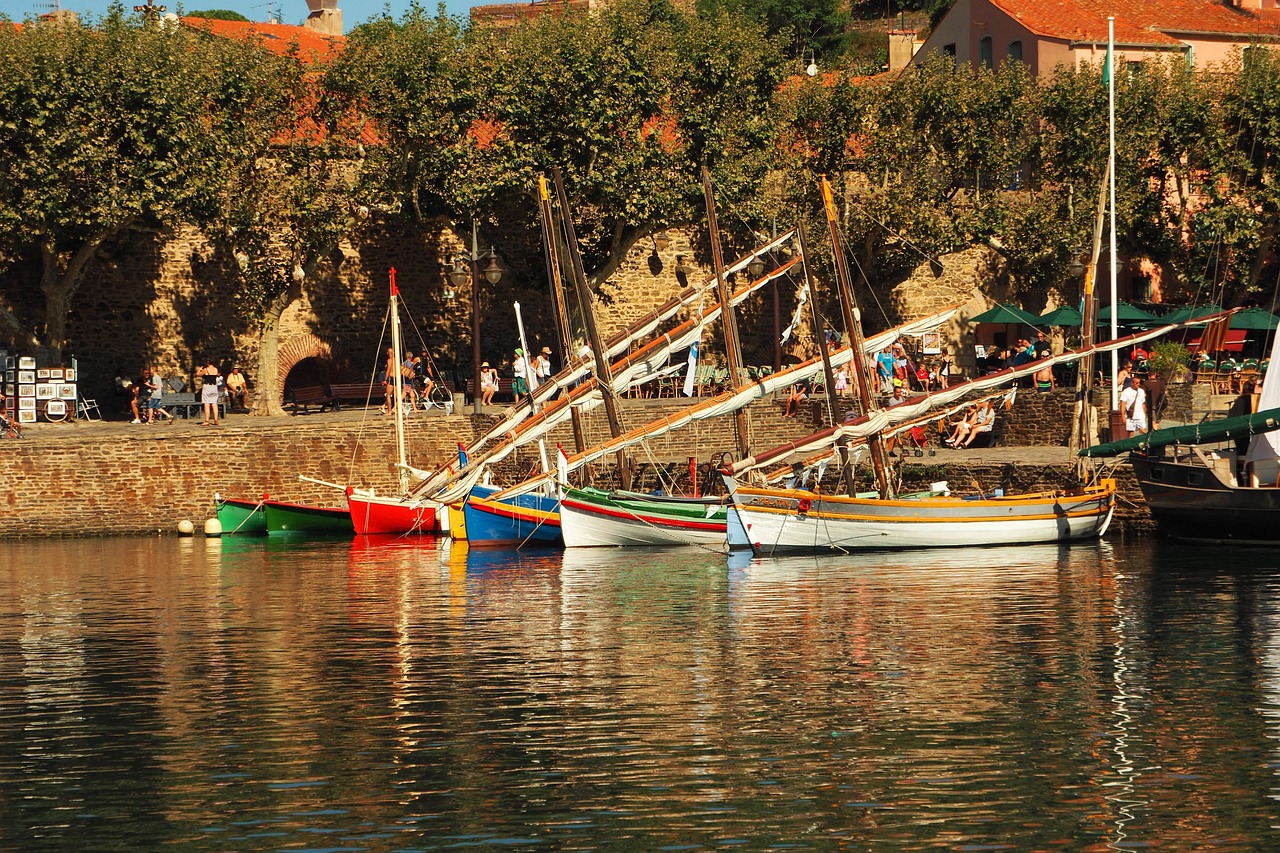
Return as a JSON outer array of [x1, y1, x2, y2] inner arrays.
[[1, 0, 480, 32]]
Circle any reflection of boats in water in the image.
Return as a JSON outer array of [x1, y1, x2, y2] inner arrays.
[[729, 542, 1103, 588]]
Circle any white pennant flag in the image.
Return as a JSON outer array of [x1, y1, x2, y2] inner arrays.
[[682, 337, 701, 397]]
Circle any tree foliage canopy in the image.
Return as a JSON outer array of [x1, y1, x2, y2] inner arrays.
[[2, 3, 1280, 377]]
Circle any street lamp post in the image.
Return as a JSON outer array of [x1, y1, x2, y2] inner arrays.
[[448, 223, 503, 414]]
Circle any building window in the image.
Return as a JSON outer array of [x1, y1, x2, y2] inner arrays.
[[1008, 40, 1022, 63], [980, 36, 993, 69], [1243, 45, 1270, 74]]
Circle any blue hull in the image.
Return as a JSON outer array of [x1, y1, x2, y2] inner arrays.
[[462, 484, 563, 547]]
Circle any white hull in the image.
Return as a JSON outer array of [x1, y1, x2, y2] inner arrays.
[[726, 481, 1115, 555], [560, 494, 727, 548]]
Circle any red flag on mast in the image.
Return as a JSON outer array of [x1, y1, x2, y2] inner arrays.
[[389, 267, 399, 297], [1199, 316, 1229, 355]]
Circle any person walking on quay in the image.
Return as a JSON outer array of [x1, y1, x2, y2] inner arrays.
[[199, 360, 221, 425], [147, 366, 173, 424], [535, 347, 553, 384], [1145, 371, 1167, 430], [381, 347, 396, 415], [1121, 375, 1148, 435], [512, 348, 530, 397], [128, 367, 149, 424]]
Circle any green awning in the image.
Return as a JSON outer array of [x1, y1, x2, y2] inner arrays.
[[1080, 406, 1280, 457], [1230, 307, 1280, 330], [1097, 301, 1159, 324], [1039, 305, 1083, 327], [1163, 304, 1222, 324], [969, 303, 1044, 327]]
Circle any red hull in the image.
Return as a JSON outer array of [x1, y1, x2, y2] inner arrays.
[[347, 493, 438, 535]]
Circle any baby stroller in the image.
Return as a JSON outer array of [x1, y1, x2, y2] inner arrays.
[[902, 424, 931, 456]]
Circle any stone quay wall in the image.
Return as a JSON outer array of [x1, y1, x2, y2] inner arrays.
[[0, 390, 1157, 539]]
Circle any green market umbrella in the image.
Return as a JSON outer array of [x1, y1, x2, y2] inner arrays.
[[969, 303, 1043, 327], [1038, 305, 1082, 327], [1163, 303, 1222, 324], [1229, 307, 1280, 330], [1097, 301, 1159, 325]]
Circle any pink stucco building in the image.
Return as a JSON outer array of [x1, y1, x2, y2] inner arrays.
[[916, 0, 1280, 76]]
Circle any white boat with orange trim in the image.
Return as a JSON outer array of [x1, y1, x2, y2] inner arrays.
[[722, 477, 1116, 555]]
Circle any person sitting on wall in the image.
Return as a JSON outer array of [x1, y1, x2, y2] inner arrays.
[[225, 368, 248, 411], [480, 362, 498, 406], [0, 393, 23, 438], [958, 400, 997, 447], [782, 377, 810, 417]]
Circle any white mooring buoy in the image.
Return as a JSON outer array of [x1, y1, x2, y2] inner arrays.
[[204, 518, 223, 537], [177, 519, 195, 536]]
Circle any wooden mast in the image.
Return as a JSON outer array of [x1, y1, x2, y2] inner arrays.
[[536, 175, 587, 454], [819, 175, 893, 499], [797, 220, 855, 493], [701, 165, 751, 459], [551, 167, 631, 490]]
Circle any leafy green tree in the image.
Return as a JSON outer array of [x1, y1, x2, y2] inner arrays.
[[187, 10, 250, 22], [339, 0, 787, 287], [209, 45, 376, 415], [0, 11, 285, 360], [696, 0, 851, 61]]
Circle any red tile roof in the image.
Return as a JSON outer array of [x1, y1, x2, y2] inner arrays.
[[180, 17, 344, 63], [988, 0, 1280, 47]]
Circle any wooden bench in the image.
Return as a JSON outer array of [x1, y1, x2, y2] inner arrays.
[[159, 392, 201, 419], [287, 385, 337, 415], [159, 392, 228, 420], [329, 383, 376, 408]]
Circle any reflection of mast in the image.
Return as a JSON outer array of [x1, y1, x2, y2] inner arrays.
[[819, 175, 892, 498], [1104, 553, 1144, 849]]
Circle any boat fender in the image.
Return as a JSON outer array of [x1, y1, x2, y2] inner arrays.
[[797, 497, 812, 516]]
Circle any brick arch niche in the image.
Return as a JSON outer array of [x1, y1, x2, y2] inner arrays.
[[276, 334, 335, 402]]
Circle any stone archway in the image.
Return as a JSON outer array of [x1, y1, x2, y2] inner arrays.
[[276, 334, 334, 403]]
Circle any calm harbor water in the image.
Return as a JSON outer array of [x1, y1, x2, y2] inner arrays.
[[2, 535, 1280, 851]]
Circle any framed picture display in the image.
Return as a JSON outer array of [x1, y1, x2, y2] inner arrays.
[[4, 356, 12, 369], [18, 410, 35, 424], [36, 383, 56, 399], [4, 370, 12, 383], [921, 331, 942, 355], [44, 399, 66, 420], [19, 384, 34, 398], [18, 356, 35, 370], [18, 370, 34, 384], [48, 368, 64, 380], [56, 383, 77, 400], [64, 368, 76, 382], [18, 397, 35, 411], [36, 368, 50, 379]]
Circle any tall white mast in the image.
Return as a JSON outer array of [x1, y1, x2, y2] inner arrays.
[[389, 269, 408, 495], [1109, 17, 1120, 413]]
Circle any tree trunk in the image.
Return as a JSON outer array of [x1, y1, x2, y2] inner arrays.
[[39, 246, 72, 365], [36, 221, 132, 362], [250, 283, 300, 417], [1244, 217, 1279, 303]]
